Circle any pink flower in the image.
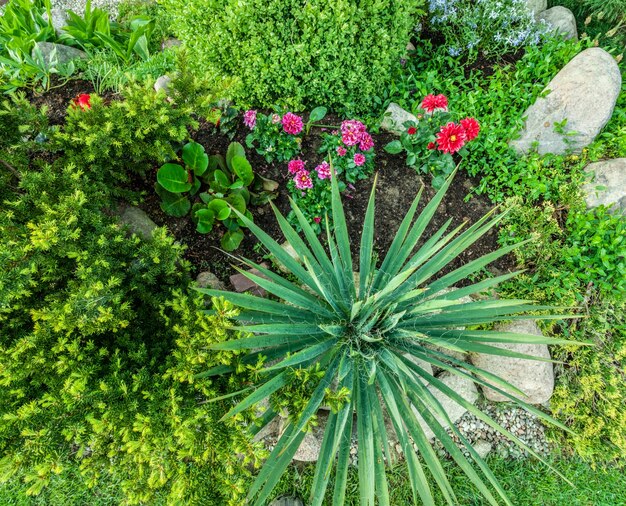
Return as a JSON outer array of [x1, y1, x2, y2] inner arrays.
[[282, 112, 303, 135], [420, 94, 448, 113], [358, 132, 374, 151], [341, 119, 367, 135], [460, 117, 480, 141], [243, 109, 257, 129], [313, 216, 321, 223], [336, 146, 347, 156], [353, 153, 366, 166], [315, 161, 331, 180], [288, 159, 305, 174], [294, 169, 313, 190], [436, 122, 466, 154], [341, 130, 359, 146]]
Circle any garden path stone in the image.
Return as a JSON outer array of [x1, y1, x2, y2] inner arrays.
[[510, 48, 621, 156], [525, 0, 547, 16], [538, 6, 578, 40], [230, 263, 269, 297], [33, 41, 87, 66], [115, 204, 157, 240], [470, 320, 554, 404], [381, 102, 417, 135], [411, 370, 479, 441], [582, 158, 626, 214], [195, 271, 226, 291]]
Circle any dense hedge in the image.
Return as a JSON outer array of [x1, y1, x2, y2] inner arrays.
[[161, 0, 425, 113]]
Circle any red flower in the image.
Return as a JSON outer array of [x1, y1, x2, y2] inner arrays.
[[420, 94, 448, 113], [460, 117, 480, 141], [407, 127, 417, 135], [313, 217, 321, 223], [427, 142, 436, 150], [73, 93, 91, 110], [436, 122, 466, 154]]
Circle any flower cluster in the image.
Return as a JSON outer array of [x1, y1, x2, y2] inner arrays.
[[319, 119, 375, 184], [428, 0, 548, 58], [384, 93, 480, 189], [245, 109, 304, 163]]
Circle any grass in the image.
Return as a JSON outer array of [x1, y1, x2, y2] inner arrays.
[[2, 456, 625, 505]]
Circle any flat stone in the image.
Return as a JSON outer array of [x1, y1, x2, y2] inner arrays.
[[510, 48, 621, 156], [538, 6, 578, 40], [33, 41, 87, 66], [230, 263, 269, 297], [269, 497, 304, 506], [380, 102, 417, 135], [470, 320, 554, 404], [116, 204, 157, 241], [583, 158, 626, 214], [473, 440, 493, 459], [412, 370, 478, 441], [195, 271, 226, 291]]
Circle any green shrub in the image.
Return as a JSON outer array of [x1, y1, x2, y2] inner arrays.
[[549, 298, 626, 467], [161, 0, 426, 113]]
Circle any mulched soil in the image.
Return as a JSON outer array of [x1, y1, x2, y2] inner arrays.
[[33, 80, 515, 285]]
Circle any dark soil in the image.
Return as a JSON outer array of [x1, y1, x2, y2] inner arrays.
[[35, 79, 515, 286], [136, 114, 513, 285]]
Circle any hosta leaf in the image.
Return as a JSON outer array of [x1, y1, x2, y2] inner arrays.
[[157, 163, 191, 193]]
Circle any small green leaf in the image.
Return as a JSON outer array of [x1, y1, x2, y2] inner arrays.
[[384, 140, 403, 155], [226, 192, 247, 214], [222, 228, 244, 251], [231, 155, 254, 186], [157, 163, 191, 193], [309, 106, 327, 123], [195, 208, 215, 233], [209, 199, 231, 220], [183, 141, 209, 176], [157, 187, 191, 217], [213, 170, 230, 190], [226, 142, 246, 171]]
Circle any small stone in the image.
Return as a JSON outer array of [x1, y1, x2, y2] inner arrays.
[[33, 42, 87, 66], [115, 204, 157, 241], [406, 41, 416, 52], [195, 271, 226, 291], [154, 75, 172, 94], [582, 158, 626, 214], [161, 37, 182, 50], [380, 102, 417, 135], [230, 263, 270, 297], [470, 320, 554, 404], [269, 497, 304, 506], [538, 6, 578, 40]]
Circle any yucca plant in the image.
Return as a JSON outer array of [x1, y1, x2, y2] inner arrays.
[[196, 169, 579, 505]]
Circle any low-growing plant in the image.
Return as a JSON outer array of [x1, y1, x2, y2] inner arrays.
[[318, 119, 375, 184], [426, 0, 549, 58], [196, 169, 580, 505], [244, 109, 304, 163], [385, 94, 480, 189], [156, 140, 277, 250]]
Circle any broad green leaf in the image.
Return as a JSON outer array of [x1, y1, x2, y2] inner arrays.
[[231, 155, 254, 186], [226, 141, 245, 171], [221, 228, 244, 251], [182, 141, 209, 176], [157, 163, 191, 193], [309, 106, 327, 123], [209, 199, 231, 220], [226, 192, 247, 214], [384, 140, 403, 154], [156, 185, 190, 217], [195, 208, 215, 234]]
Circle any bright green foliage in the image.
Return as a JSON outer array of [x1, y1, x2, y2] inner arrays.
[[549, 299, 626, 467], [161, 0, 426, 113], [53, 79, 196, 186], [196, 170, 577, 506], [0, 158, 263, 504]]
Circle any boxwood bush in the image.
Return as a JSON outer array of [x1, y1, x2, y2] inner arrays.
[[161, 0, 425, 113]]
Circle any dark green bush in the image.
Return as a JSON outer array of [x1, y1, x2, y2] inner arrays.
[[162, 0, 425, 113]]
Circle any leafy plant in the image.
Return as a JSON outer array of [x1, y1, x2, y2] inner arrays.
[[196, 170, 579, 505], [384, 94, 480, 189], [244, 109, 303, 163]]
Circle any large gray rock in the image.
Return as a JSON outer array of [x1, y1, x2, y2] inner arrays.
[[411, 370, 478, 441], [525, 0, 547, 16], [381, 102, 417, 135], [116, 204, 157, 240], [583, 158, 626, 214], [538, 6, 578, 40], [510, 48, 621, 156], [33, 41, 87, 66], [470, 320, 554, 404]]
